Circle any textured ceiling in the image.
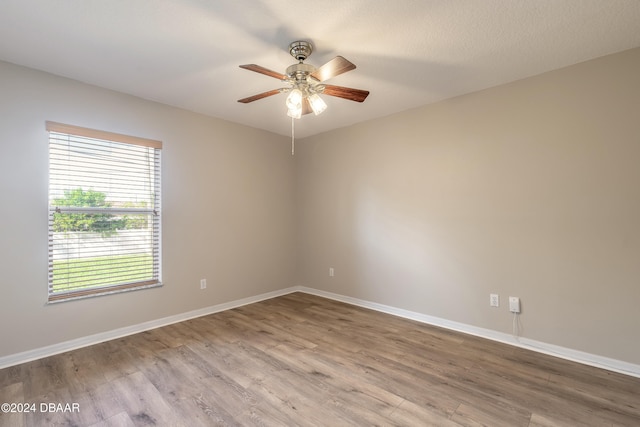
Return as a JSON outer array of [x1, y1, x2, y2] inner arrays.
[[1, 0, 639, 138]]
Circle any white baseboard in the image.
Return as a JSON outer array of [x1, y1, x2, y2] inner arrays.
[[294, 286, 640, 378], [0, 287, 298, 370], [2, 285, 639, 379]]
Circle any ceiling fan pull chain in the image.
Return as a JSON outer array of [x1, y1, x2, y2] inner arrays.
[[291, 116, 295, 155]]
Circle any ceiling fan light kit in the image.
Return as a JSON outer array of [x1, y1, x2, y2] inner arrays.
[[238, 40, 370, 154]]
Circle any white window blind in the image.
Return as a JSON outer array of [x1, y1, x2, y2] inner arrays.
[[47, 121, 162, 303]]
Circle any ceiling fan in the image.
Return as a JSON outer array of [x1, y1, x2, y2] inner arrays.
[[237, 41, 370, 119]]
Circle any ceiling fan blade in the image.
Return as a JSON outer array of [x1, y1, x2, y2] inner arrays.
[[237, 89, 281, 103], [322, 85, 370, 102], [239, 64, 287, 80], [310, 56, 356, 82]]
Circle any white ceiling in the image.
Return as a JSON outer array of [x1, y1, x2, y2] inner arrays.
[[1, 1, 639, 138]]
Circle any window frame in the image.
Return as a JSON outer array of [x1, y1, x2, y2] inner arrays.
[[46, 121, 162, 303]]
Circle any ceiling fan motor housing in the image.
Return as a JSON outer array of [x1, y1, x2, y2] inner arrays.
[[286, 63, 315, 82]]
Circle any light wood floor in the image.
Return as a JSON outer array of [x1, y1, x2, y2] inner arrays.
[[1, 292, 638, 426]]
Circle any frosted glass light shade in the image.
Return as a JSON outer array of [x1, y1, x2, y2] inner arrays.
[[286, 89, 303, 110], [287, 106, 302, 119], [308, 93, 327, 115]]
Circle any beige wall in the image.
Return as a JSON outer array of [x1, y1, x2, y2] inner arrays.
[[0, 61, 296, 357], [2, 48, 639, 367], [296, 48, 640, 365]]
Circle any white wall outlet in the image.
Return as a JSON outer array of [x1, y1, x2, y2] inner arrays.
[[509, 296, 521, 313], [200, 279, 207, 290], [490, 294, 499, 307], [329, 267, 334, 277]]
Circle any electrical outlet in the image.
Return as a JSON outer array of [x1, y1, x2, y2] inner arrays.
[[200, 279, 207, 290], [509, 296, 521, 313], [329, 267, 334, 277], [490, 294, 499, 307]]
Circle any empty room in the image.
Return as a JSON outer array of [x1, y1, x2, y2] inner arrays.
[[1, 1, 639, 426]]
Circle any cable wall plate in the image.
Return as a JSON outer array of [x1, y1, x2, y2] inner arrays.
[[509, 296, 521, 313]]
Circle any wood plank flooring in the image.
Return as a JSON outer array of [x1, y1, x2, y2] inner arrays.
[[1, 292, 639, 426]]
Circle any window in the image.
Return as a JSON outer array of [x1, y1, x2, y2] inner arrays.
[[47, 121, 162, 303]]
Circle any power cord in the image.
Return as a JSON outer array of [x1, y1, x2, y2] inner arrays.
[[512, 312, 522, 342]]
